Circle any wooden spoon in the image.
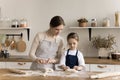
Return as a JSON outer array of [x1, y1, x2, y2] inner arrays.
[[10, 36, 16, 50], [5, 36, 10, 47]]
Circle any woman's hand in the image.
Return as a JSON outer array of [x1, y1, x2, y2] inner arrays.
[[47, 58, 56, 64], [35, 58, 48, 64], [73, 66, 83, 71]]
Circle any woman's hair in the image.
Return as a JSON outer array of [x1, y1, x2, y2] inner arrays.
[[50, 16, 65, 27], [67, 32, 79, 41]]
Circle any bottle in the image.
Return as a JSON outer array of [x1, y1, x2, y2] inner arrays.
[[20, 18, 28, 27], [91, 19, 97, 27], [115, 11, 120, 27]]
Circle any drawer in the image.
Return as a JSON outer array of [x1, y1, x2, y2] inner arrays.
[[0, 62, 6, 68], [114, 65, 120, 71], [90, 64, 114, 72], [6, 62, 32, 69], [85, 64, 90, 71]]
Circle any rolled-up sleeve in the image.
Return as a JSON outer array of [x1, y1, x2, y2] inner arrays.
[[29, 33, 40, 61]]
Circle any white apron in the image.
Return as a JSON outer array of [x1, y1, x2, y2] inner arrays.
[[30, 34, 59, 70]]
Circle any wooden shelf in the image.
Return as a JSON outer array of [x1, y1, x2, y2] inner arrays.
[[69, 27, 120, 41], [69, 27, 120, 29]]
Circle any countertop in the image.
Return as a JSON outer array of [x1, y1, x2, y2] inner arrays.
[[0, 69, 119, 80], [0, 69, 90, 80], [0, 57, 120, 65]]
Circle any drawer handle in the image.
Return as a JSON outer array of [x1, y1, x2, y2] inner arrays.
[[97, 65, 107, 68], [18, 62, 26, 65]]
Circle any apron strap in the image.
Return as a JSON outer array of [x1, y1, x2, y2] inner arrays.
[[76, 50, 78, 56], [67, 49, 70, 55]]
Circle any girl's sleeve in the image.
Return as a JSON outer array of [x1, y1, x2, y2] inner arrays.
[[29, 33, 40, 61], [78, 51, 85, 67], [59, 51, 66, 65]]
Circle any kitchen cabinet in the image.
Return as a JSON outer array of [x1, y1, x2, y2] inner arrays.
[[114, 65, 120, 71], [89, 64, 114, 72], [0, 62, 6, 68], [6, 62, 32, 69], [0, 27, 30, 41], [69, 27, 120, 41], [85, 64, 90, 71]]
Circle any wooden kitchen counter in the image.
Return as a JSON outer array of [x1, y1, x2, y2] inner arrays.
[[0, 57, 32, 62], [0, 57, 120, 64], [85, 57, 120, 65], [0, 69, 119, 80]]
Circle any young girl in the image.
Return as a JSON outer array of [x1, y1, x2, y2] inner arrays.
[[60, 32, 85, 71]]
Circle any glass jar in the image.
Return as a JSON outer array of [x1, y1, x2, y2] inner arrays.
[[20, 18, 28, 27], [11, 19, 19, 28], [3, 17, 11, 28], [102, 18, 110, 27], [91, 19, 97, 27]]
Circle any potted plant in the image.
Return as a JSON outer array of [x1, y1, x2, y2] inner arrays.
[[77, 18, 88, 27], [91, 35, 116, 59]]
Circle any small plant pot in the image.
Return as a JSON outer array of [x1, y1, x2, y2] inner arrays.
[[98, 48, 110, 59], [79, 22, 87, 27]]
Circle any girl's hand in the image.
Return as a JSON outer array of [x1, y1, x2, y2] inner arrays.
[[47, 58, 56, 64], [61, 65, 70, 71], [73, 66, 83, 71]]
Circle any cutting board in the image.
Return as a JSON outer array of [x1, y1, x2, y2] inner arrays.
[[16, 37, 26, 52]]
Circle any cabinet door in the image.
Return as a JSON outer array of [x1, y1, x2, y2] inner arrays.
[[0, 62, 6, 68], [6, 62, 32, 69], [85, 64, 90, 71], [114, 65, 120, 71], [90, 64, 114, 72]]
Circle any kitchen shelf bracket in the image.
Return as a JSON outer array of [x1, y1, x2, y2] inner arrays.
[[88, 28, 92, 41]]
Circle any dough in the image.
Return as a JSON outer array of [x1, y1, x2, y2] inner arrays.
[[90, 72, 120, 79], [8, 69, 26, 74], [65, 69, 78, 75], [45, 68, 54, 73], [42, 68, 54, 77]]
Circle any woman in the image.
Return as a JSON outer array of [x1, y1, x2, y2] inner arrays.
[[29, 16, 65, 70]]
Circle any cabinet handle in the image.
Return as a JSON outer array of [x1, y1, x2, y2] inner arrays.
[[18, 62, 26, 65], [97, 65, 107, 68]]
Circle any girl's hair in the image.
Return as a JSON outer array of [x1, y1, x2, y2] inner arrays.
[[50, 16, 65, 27], [67, 32, 79, 41]]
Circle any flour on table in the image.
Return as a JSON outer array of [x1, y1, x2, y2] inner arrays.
[[3, 69, 86, 77]]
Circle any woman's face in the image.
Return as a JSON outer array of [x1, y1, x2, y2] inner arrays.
[[50, 24, 64, 36], [67, 38, 78, 50]]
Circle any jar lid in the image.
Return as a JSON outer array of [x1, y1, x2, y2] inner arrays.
[[91, 19, 96, 21]]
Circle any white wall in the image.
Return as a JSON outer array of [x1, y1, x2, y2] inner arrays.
[[0, 0, 120, 57]]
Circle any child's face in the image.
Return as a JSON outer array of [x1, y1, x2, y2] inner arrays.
[[67, 38, 78, 50]]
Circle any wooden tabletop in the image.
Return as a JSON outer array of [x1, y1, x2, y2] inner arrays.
[[85, 57, 120, 64], [0, 69, 90, 80], [0, 57, 120, 65], [0, 69, 120, 80]]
